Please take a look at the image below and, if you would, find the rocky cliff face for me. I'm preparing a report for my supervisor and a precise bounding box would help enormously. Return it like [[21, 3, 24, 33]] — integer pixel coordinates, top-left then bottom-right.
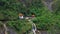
[[42, 0, 54, 12], [42, 0, 58, 12]]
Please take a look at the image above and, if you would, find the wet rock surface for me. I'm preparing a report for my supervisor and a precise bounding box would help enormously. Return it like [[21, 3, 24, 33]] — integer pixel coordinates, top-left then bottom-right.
[[0, 26, 17, 34], [7, 27, 17, 34]]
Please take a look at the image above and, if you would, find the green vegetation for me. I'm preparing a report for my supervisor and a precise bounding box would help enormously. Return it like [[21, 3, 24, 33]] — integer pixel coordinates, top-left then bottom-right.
[[0, 0, 60, 34]]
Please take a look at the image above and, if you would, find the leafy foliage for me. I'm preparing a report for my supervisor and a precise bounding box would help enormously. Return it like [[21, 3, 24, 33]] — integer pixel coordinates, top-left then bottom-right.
[[0, 0, 60, 34]]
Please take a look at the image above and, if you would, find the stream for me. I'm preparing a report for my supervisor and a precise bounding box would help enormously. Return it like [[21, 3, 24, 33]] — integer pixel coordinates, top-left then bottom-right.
[[28, 19, 37, 34]]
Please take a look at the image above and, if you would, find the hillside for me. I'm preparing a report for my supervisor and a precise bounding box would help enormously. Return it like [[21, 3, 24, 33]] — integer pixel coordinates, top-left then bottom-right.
[[0, 0, 60, 34]]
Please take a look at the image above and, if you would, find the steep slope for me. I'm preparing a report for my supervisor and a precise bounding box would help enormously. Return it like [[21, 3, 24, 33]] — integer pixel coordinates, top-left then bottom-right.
[[42, 0, 57, 12]]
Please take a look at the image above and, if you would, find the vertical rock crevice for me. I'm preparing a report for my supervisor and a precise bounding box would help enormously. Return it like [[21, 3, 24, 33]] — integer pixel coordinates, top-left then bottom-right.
[[42, 0, 57, 12]]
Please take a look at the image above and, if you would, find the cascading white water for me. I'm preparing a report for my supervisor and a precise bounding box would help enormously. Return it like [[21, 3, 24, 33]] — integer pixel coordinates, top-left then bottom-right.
[[32, 23, 37, 34], [0, 22, 8, 34], [28, 19, 37, 34], [19, 16, 37, 34], [3, 24, 8, 34]]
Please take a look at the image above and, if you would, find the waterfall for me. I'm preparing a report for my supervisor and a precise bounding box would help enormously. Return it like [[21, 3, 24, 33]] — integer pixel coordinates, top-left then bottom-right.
[[28, 19, 37, 34], [3, 24, 8, 34], [32, 23, 37, 34], [0, 22, 8, 34]]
